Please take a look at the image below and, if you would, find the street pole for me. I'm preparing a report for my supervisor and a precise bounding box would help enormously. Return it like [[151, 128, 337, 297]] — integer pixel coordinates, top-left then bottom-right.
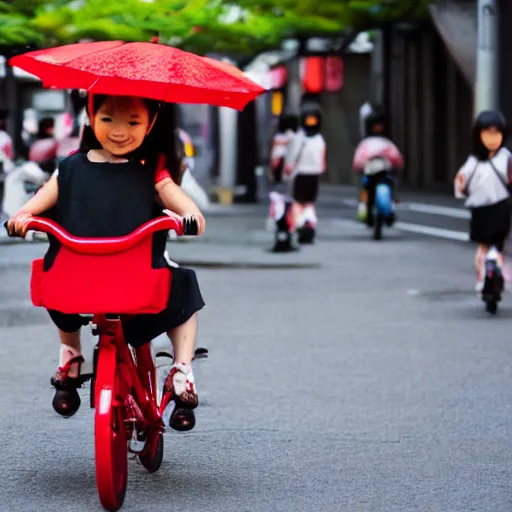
[[474, 0, 498, 116]]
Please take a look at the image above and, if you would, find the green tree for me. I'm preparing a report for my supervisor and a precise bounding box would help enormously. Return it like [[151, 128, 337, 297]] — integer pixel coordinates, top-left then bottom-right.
[[0, 0, 435, 54]]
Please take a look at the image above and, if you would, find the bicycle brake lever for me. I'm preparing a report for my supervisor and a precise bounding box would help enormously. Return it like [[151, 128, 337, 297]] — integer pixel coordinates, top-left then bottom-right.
[[183, 217, 199, 236]]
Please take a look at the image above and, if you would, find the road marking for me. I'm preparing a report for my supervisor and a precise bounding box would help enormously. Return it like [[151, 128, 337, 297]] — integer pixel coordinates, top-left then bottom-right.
[[404, 202, 470, 219], [341, 198, 469, 219], [394, 222, 469, 241]]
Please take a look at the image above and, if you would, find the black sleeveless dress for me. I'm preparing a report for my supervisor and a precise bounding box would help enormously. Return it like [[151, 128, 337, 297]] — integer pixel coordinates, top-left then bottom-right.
[[46, 152, 205, 347]]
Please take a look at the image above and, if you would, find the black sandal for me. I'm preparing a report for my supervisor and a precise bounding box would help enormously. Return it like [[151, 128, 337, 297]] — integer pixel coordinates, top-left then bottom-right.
[[50, 355, 84, 417], [170, 402, 197, 432], [161, 367, 198, 432]]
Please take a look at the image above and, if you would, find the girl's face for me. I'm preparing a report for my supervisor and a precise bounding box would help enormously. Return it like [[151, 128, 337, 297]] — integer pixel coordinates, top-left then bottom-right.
[[93, 96, 152, 156], [480, 126, 503, 152]]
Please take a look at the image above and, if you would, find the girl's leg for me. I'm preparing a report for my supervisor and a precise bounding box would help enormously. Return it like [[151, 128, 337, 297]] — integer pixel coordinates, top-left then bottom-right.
[[52, 328, 84, 417], [475, 244, 489, 286], [302, 202, 318, 228], [47, 310, 85, 417], [168, 313, 197, 366], [163, 314, 199, 431], [293, 201, 305, 229], [58, 329, 82, 377]]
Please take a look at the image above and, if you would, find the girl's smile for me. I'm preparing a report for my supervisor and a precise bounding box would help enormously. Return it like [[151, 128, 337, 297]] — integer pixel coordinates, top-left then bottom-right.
[[92, 96, 153, 157]]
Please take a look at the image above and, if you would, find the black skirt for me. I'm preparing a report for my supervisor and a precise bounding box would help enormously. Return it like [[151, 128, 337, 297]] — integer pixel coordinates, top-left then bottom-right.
[[292, 174, 320, 203], [48, 267, 205, 348], [470, 198, 511, 251]]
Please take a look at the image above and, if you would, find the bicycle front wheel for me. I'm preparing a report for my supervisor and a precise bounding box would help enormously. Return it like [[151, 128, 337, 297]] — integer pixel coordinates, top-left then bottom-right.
[[94, 343, 128, 512]]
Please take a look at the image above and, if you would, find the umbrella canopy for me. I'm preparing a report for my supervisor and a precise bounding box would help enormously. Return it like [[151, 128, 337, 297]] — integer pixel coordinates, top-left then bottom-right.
[[9, 41, 266, 111]]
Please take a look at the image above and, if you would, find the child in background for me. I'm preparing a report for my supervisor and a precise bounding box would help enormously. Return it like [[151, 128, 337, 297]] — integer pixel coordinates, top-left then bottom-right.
[[269, 114, 298, 185], [284, 107, 326, 244], [353, 109, 403, 226], [455, 110, 512, 292]]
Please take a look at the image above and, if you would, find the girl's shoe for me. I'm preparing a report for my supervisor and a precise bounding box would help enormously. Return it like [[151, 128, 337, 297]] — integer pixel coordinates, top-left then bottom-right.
[[160, 362, 198, 432], [50, 354, 84, 417]]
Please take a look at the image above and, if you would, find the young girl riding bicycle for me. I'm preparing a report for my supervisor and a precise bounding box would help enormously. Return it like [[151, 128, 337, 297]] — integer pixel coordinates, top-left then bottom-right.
[[7, 94, 206, 432]]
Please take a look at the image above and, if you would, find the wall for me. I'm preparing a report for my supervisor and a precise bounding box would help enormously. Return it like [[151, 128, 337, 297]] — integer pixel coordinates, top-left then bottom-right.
[[320, 53, 372, 184], [386, 24, 473, 192]]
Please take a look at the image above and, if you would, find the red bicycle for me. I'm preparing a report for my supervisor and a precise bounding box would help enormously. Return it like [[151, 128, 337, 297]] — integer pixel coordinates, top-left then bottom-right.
[[16, 214, 199, 511]]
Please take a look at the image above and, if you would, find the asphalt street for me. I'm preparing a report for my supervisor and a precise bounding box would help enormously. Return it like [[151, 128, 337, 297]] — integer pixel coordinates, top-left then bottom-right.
[[1, 199, 512, 512]]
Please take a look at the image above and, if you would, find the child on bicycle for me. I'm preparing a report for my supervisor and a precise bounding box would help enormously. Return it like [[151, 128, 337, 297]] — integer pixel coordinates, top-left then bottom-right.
[[352, 109, 403, 226], [7, 94, 206, 432], [454, 110, 512, 292]]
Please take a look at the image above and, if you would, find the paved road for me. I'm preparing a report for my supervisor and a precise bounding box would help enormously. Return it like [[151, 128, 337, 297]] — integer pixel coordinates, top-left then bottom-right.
[[1, 208, 512, 512]]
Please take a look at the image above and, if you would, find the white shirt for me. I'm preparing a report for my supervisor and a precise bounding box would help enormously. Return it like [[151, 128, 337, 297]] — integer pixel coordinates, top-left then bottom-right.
[[455, 147, 511, 208], [270, 130, 295, 162], [285, 130, 326, 176]]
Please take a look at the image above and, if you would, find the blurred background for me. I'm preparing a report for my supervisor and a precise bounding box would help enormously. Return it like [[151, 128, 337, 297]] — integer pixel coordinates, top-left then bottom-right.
[[0, 0, 507, 204]]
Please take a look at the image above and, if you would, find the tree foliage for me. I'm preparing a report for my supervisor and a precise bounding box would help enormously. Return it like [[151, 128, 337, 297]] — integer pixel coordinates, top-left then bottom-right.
[[0, 0, 435, 55]]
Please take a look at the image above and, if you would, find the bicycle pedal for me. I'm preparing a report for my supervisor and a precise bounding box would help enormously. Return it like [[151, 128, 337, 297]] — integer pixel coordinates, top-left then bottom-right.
[[128, 428, 146, 454], [155, 351, 173, 360], [193, 347, 208, 360]]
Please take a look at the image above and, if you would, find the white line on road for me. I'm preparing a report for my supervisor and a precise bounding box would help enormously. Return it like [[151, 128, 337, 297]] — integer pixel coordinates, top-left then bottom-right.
[[341, 198, 469, 219], [394, 222, 469, 241], [404, 202, 470, 219]]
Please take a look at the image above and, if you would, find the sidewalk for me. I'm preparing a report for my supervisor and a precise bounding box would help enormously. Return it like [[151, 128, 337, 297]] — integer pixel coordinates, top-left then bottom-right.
[[0, 183, 479, 260]]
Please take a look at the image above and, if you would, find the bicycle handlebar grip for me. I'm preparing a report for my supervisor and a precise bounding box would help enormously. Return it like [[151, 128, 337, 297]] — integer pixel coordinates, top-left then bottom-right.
[[182, 217, 199, 236]]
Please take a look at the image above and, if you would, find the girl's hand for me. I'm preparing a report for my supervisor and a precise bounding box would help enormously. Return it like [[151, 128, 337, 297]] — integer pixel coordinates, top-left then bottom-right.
[[284, 164, 294, 177], [163, 209, 205, 235], [6, 211, 33, 237], [182, 212, 205, 235]]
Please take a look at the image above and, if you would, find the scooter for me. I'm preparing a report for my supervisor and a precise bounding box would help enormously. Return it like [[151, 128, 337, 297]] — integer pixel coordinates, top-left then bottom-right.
[[481, 247, 504, 315]]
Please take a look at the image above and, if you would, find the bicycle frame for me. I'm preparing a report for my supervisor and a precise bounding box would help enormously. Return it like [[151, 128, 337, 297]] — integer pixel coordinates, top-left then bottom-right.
[[92, 314, 164, 437]]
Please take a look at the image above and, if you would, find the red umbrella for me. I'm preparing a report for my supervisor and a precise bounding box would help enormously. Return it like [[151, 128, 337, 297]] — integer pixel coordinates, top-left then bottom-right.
[[9, 41, 266, 111]]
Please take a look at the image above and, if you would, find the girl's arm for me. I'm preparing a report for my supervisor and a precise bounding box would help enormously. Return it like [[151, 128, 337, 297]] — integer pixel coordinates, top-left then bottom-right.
[[284, 132, 302, 175], [454, 155, 476, 198], [7, 173, 58, 236], [155, 177, 205, 234], [21, 173, 59, 214]]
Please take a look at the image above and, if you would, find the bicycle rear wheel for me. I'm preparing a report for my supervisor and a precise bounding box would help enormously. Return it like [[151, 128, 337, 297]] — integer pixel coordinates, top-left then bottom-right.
[[95, 343, 128, 512]]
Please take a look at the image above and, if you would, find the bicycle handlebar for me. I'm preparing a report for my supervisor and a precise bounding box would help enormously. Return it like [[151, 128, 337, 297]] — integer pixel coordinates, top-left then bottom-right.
[[4, 215, 198, 255]]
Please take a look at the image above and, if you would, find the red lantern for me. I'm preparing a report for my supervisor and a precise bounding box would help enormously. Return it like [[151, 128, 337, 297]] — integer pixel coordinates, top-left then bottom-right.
[[325, 56, 344, 92], [300, 57, 325, 94]]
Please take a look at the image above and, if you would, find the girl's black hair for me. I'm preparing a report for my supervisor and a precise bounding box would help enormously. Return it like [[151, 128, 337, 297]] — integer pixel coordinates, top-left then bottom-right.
[[79, 94, 185, 184], [300, 106, 322, 135], [471, 110, 508, 161], [365, 106, 388, 137], [37, 117, 55, 139], [277, 114, 298, 134]]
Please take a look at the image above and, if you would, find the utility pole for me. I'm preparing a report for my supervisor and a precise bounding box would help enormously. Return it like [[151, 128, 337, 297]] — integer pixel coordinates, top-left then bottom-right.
[[474, 0, 498, 116], [498, 0, 512, 123]]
